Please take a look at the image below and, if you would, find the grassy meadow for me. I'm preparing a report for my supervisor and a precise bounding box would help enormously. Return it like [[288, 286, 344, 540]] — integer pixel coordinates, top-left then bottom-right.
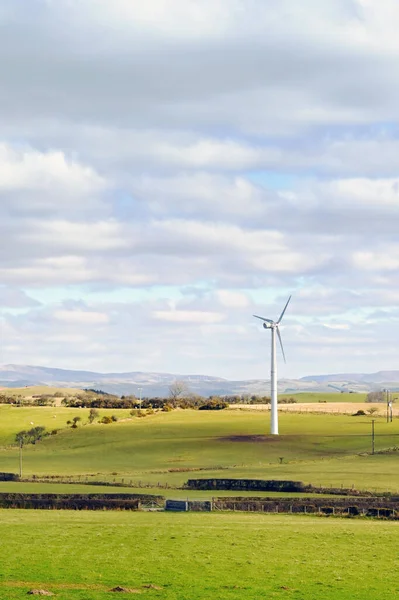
[[0, 392, 397, 599], [0, 510, 398, 600], [1, 386, 82, 398], [0, 399, 398, 492], [280, 391, 368, 403]]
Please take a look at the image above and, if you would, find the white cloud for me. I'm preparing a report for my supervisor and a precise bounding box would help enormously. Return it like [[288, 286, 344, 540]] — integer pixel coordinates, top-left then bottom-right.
[[2, 0, 399, 136], [352, 248, 399, 271], [130, 173, 266, 219], [322, 323, 350, 330], [0, 143, 105, 199], [0, 288, 40, 310], [321, 177, 399, 208], [28, 220, 127, 252], [216, 290, 249, 309], [54, 310, 109, 324], [1, 1, 399, 378], [152, 310, 224, 324]]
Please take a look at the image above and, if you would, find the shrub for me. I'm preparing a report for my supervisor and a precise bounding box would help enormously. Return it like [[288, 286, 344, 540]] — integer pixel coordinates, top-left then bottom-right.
[[100, 416, 113, 424], [352, 410, 366, 416], [198, 400, 228, 411], [34, 395, 55, 406], [72, 416, 82, 428], [15, 426, 48, 446], [162, 404, 173, 412], [88, 408, 100, 424]]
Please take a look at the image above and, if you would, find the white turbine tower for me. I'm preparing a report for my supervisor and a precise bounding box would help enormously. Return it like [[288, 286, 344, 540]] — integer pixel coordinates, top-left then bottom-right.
[[254, 296, 291, 436]]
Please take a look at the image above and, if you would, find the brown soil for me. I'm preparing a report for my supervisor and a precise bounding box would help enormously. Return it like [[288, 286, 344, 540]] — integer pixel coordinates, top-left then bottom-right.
[[143, 584, 163, 590], [110, 587, 142, 593], [3, 582, 106, 591], [220, 435, 279, 443]]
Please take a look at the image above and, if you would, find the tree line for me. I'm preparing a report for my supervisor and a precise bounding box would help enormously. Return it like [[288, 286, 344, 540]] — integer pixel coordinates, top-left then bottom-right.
[[1, 381, 301, 411]]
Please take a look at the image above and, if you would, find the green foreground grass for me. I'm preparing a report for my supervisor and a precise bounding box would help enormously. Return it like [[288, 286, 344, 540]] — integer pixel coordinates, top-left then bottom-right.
[[0, 510, 398, 600]]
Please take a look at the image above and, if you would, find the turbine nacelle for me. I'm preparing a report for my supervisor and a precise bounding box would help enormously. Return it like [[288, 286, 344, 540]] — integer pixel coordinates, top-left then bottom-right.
[[253, 295, 291, 363]]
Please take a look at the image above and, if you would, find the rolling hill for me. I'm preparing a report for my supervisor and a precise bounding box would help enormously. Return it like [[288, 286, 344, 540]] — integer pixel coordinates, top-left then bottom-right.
[[1, 364, 399, 396]]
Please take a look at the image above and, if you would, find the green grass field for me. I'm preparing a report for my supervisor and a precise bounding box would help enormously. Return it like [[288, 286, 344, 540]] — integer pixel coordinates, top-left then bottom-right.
[[0, 385, 82, 398], [0, 510, 398, 600], [0, 405, 398, 492], [0, 404, 132, 445], [280, 391, 368, 403], [0, 398, 398, 600]]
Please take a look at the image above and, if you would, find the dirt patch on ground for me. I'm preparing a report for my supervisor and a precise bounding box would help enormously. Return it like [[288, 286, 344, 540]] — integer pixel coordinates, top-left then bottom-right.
[[3, 582, 107, 591], [143, 584, 163, 590], [110, 586, 142, 593], [219, 435, 279, 443]]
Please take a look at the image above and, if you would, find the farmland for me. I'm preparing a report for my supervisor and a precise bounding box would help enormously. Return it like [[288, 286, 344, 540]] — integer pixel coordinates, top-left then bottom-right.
[[0, 399, 398, 492], [0, 394, 398, 599], [0, 511, 398, 600]]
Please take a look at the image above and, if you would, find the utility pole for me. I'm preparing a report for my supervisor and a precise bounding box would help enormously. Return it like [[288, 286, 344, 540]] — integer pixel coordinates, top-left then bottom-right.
[[386, 389, 390, 423], [371, 419, 375, 455], [138, 387, 142, 409], [19, 439, 23, 478]]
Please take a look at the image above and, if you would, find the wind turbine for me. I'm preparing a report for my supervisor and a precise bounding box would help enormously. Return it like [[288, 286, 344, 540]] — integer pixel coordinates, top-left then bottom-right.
[[253, 296, 291, 435]]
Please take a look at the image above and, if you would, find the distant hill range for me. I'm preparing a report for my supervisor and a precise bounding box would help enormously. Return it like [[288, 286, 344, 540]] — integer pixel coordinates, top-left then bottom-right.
[[1, 364, 399, 396]]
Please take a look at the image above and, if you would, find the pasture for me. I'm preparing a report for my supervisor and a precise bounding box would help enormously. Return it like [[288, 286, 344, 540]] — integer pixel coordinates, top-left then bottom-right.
[[0, 396, 398, 600], [1, 386, 82, 398], [0, 510, 398, 600], [0, 403, 399, 492], [280, 391, 368, 403]]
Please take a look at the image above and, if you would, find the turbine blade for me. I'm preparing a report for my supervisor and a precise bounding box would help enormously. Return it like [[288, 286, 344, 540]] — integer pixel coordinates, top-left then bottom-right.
[[277, 295, 292, 324], [253, 315, 274, 323], [276, 327, 286, 363]]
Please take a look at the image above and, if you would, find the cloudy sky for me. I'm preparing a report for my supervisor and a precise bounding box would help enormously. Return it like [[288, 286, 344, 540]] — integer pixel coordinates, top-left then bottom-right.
[[1, 0, 399, 380]]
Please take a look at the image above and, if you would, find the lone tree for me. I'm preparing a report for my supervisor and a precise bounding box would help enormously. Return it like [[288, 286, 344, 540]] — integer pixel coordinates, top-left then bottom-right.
[[366, 391, 385, 403], [88, 408, 100, 424], [15, 426, 48, 446], [169, 380, 190, 405], [15, 430, 27, 447]]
